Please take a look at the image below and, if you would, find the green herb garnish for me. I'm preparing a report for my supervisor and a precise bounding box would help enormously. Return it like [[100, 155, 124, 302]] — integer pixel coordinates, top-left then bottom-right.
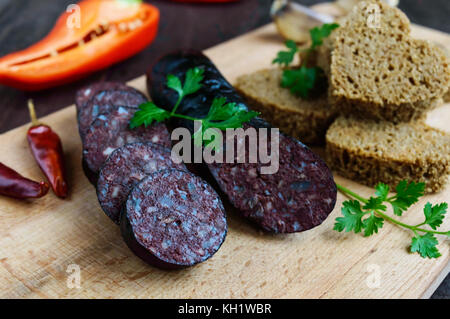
[[273, 23, 339, 98], [130, 67, 259, 148], [281, 66, 318, 98], [309, 23, 339, 50], [272, 40, 298, 67], [334, 181, 449, 259], [192, 97, 259, 148]]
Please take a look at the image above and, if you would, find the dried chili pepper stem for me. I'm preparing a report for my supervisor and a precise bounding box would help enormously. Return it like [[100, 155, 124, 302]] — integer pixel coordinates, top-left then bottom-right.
[[0, 162, 49, 199], [28, 99, 40, 127], [27, 100, 68, 198]]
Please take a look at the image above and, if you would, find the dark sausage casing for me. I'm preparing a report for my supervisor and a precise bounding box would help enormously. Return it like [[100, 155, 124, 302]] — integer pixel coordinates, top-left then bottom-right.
[[148, 50, 337, 233]]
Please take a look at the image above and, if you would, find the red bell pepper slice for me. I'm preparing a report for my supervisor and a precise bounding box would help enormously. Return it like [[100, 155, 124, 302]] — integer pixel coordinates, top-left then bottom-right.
[[0, 0, 159, 91]]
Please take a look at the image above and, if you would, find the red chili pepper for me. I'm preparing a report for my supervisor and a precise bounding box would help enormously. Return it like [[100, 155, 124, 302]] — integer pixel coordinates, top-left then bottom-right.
[[0, 0, 159, 91], [27, 100, 68, 198], [0, 162, 49, 199]]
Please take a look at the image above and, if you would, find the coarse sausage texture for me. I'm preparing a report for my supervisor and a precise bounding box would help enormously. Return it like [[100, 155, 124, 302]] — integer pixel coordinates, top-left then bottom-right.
[[75, 81, 130, 112], [75, 82, 228, 269], [121, 169, 227, 270], [82, 106, 171, 179], [77, 89, 147, 140], [148, 50, 337, 233], [97, 142, 186, 224]]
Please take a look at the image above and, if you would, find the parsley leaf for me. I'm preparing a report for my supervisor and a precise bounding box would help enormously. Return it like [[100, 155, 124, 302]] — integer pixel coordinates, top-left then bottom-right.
[[193, 97, 259, 148], [281, 66, 317, 98], [362, 212, 384, 237], [374, 183, 389, 201], [334, 200, 367, 233], [132, 67, 205, 130], [208, 110, 259, 130], [309, 23, 339, 50], [335, 179, 449, 259], [129, 102, 170, 129], [410, 233, 441, 259], [273, 23, 339, 99], [131, 66, 258, 150], [423, 202, 448, 230], [389, 181, 425, 216], [363, 196, 386, 212], [166, 74, 183, 97], [272, 40, 298, 66], [181, 67, 205, 96], [167, 67, 204, 101], [206, 97, 246, 121]]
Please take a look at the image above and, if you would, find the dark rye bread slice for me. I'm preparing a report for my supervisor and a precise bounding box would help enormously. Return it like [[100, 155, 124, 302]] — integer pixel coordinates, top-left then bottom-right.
[[325, 116, 450, 193], [323, 0, 450, 122], [235, 68, 337, 145], [316, 1, 410, 77]]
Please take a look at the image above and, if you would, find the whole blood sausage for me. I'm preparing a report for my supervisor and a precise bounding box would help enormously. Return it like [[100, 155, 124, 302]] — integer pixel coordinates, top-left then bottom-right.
[[97, 142, 186, 224], [121, 169, 227, 269], [78, 89, 147, 140], [82, 106, 171, 179], [148, 50, 337, 233]]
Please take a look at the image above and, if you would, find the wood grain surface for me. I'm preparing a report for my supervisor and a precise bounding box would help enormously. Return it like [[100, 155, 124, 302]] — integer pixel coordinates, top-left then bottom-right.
[[0, 4, 449, 299], [1, 0, 449, 135]]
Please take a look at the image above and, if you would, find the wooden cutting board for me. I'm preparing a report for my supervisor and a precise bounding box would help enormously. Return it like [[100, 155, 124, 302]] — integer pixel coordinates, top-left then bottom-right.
[[0, 4, 449, 299]]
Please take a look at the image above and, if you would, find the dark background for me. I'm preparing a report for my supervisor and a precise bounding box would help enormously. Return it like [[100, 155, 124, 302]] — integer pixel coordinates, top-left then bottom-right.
[[0, 0, 448, 298]]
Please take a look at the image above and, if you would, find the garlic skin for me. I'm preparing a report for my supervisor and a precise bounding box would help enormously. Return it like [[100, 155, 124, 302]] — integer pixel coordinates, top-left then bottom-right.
[[271, 0, 334, 44]]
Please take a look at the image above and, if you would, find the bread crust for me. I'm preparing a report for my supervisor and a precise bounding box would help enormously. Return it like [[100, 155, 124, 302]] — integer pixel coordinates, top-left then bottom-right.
[[325, 116, 450, 193], [235, 68, 337, 145], [321, 0, 450, 122]]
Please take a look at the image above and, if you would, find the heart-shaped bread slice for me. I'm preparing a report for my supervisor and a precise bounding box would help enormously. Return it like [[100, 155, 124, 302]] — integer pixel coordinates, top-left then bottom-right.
[[326, 116, 450, 193], [324, 0, 450, 122]]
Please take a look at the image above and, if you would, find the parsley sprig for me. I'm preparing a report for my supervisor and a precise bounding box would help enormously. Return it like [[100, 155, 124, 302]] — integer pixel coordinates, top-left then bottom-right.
[[129, 67, 259, 147], [192, 97, 259, 147], [309, 23, 339, 50], [272, 40, 298, 67], [272, 23, 339, 98], [334, 181, 449, 259]]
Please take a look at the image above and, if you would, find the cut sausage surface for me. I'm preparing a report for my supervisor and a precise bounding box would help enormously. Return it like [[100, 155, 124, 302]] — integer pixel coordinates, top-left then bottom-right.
[[75, 82, 130, 112], [97, 143, 186, 224], [78, 89, 147, 140], [83, 106, 171, 175], [208, 125, 337, 233], [121, 169, 227, 269]]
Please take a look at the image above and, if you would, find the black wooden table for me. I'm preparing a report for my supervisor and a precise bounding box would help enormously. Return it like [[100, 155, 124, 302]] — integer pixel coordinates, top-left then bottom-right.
[[0, 0, 448, 299]]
